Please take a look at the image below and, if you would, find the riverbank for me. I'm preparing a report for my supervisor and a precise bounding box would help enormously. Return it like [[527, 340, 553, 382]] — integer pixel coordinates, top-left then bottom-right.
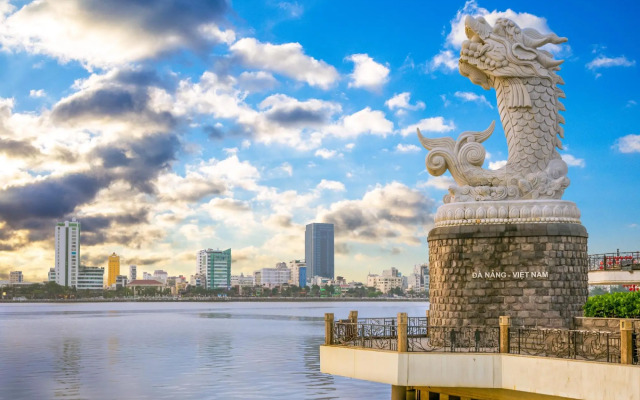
[[1, 297, 427, 304]]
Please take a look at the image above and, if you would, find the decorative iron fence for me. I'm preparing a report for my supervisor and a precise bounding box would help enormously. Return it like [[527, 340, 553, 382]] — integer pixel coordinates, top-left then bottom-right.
[[333, 321, 398, 350], [588, 251, 640, 271], [333, 317, 499, 353], [509, 328, 621, 363], [408, 326, 499, 353]]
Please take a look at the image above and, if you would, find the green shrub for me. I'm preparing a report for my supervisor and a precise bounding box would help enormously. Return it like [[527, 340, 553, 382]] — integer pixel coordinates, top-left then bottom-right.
[[583, 291, 640, 318]]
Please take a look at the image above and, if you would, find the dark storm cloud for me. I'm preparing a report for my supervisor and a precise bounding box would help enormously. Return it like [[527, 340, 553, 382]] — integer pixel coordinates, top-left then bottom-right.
[[92, 132, 181, 193], [52, 87, 174, 128], [84, 0, 230, 51], [266, 107, 328, 127], [112, 68, 175, 91], [0, 173, 109, 225], [0, 132, 180, 246], [0, 138, 40, 158]]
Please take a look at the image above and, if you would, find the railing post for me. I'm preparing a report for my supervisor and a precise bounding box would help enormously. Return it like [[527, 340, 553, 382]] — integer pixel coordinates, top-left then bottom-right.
[[398, 312, 408, 352], [621, 319, 633, 364], [499, 315, 511, 353], [349, 310, 358, 324], [325, 313, 334, 345]]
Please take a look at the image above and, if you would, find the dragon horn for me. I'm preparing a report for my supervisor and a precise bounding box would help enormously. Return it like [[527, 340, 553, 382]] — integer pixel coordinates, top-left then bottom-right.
[[522, 28, 567, 48]]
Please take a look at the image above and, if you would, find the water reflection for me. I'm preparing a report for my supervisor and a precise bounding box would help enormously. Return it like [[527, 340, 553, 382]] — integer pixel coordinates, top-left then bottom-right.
[[53, 338, 81, 399], [1, 302, 424, 399]]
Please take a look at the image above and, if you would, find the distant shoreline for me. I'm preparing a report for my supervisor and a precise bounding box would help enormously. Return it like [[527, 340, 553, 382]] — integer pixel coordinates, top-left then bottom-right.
[[1, 297, 428, 304]]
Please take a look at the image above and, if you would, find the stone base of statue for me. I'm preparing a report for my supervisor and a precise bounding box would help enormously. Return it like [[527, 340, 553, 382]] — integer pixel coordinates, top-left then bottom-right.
[[427, 200, 588, 329]]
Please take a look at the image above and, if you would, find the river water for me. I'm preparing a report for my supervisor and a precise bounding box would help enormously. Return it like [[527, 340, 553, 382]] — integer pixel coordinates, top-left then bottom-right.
[[0, 301, 428, 400]]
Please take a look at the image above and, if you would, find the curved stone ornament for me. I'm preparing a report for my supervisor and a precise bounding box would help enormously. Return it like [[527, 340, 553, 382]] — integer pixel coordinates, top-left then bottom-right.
[[418, 16, 571, 204]]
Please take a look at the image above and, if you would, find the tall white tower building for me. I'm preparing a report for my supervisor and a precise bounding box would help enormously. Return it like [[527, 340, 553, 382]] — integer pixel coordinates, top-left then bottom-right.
[[54, 218, 80, 287]]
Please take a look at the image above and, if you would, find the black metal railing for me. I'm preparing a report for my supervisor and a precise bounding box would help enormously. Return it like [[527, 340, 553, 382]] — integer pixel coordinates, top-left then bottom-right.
[[509, 327, 621, 363], [588, 251, 640, 271]]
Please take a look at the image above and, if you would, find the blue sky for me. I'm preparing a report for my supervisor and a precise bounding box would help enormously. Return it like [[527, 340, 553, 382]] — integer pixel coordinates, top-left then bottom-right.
[[0, 0, 638, 282]]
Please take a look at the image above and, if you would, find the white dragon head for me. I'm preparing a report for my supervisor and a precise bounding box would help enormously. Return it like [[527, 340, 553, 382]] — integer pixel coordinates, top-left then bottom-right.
[[459, 16, 567, 90]]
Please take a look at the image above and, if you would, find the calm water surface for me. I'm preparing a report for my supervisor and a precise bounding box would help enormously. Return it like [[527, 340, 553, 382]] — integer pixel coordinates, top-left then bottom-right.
[[0, 301, 428, 400]]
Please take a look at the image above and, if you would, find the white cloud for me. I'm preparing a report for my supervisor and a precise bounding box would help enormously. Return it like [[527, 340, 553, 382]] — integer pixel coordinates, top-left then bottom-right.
[[237, 71, 278, 92], [561, 154, 585, 168], [417, 176, 455, 190], [454, 91, 493, 108], [230, 38, 339, 89], [346, 53, 390, 91], [385, 92, 425, 114], [401, 117, 455, 137], [278, 2, 304, 18], [316, 179, 346, 192], [29, 89, 45, 98], [488, 160, 507, 170], [0, 0, 234, 68], [586, 56, 636, 71], [315, 148, 339, 159], [326, 107, 394, 139], [428, 50, 458, 72], [316, 182, 434, 245], [614, 134, 640, 153], [627, 100, 637, 108], [279, 162, 293, 177], [396, 144, 421, 153]]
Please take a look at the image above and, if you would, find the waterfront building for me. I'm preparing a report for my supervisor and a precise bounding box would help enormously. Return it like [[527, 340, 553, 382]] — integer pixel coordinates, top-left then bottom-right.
[[153, 270, 168, 284], [231, 273, 254, 287], [366, 272, 402, 294], [77, 266, 104, 290], [115, 275, 127, 289], [288, 260, 307, 288], [305, 223, 334, 279], [311, 275, 332, 287], [129, 265, 137, 281], [190, 273, 205, 288], [107, 252, 120, 287], [54, 218, 80, 287], [258, 263, 291, 288], [197, 248, 231, 290], [9, 271, 23, 284], [128, 279, 163, 294], [48, 268, 55, 282]]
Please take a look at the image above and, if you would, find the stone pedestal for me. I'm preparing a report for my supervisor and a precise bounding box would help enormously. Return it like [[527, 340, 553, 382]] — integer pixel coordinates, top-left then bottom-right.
[[428, 223, 588, 328]]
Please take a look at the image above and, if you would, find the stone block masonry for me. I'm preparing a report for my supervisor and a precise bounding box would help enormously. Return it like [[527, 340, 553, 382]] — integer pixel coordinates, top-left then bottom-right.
[[428, 223, 588, 328]]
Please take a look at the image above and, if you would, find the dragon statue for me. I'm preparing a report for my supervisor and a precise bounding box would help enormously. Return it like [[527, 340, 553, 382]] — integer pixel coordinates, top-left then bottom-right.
[[418, 16, 569, 203]]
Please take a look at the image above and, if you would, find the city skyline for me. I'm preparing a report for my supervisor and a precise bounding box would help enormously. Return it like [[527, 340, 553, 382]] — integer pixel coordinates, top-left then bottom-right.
[[0, 1, 638, 283]]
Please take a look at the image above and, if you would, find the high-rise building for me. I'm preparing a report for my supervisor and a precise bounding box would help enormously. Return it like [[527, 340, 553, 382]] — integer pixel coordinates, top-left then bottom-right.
[[107, 252, 120, 287], [305, 223, 334, 279], [129, 265, 137, 281], [9, 271, 23, 283], [196, 249, 231, 290], [55, 218, 81, 287]]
